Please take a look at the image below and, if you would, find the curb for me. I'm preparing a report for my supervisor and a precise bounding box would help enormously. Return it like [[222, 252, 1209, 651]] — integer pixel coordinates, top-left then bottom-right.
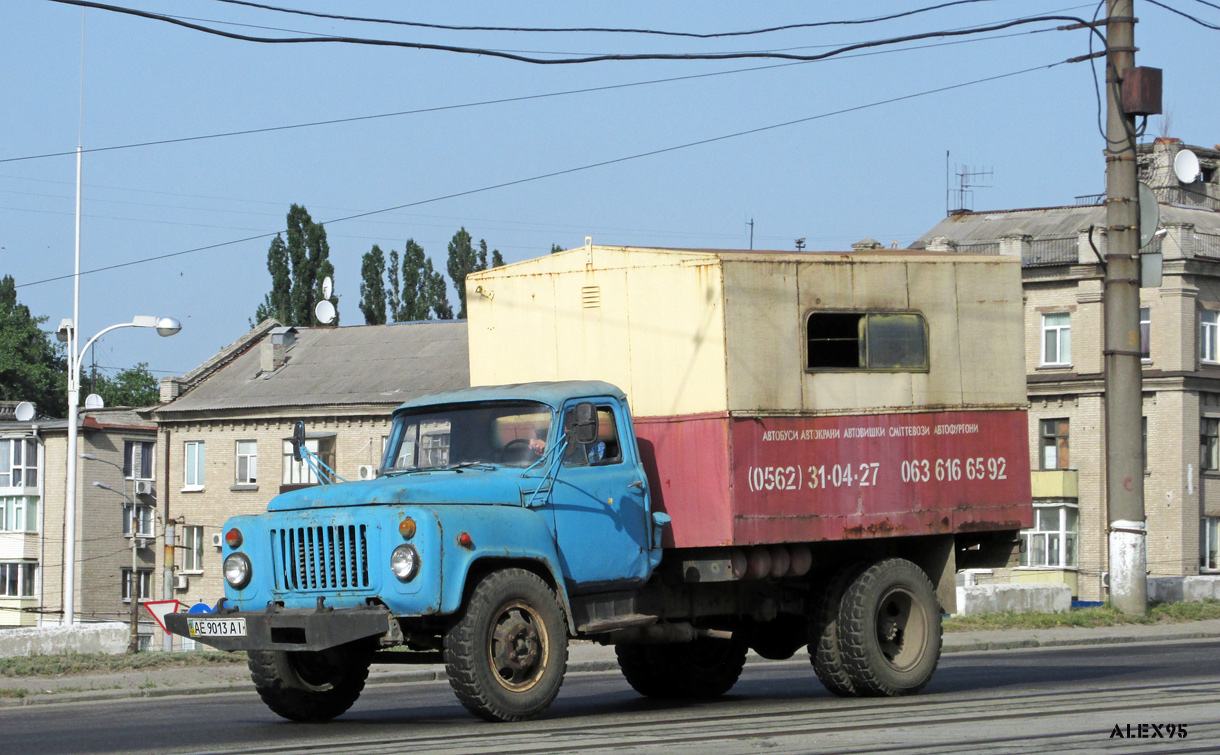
[[3, 628, 1219, 708]]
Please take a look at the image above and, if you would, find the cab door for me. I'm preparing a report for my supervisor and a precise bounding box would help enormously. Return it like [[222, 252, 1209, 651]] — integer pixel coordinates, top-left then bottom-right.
[[548, 399, 651, 591]]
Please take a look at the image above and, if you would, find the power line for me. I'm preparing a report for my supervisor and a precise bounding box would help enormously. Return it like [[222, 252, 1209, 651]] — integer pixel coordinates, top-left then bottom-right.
[[1147, 0, 1220, 29], [0, 26, 1056, 167], [17, 58, 1070, 290], [204, 0, 1012, 38], [44, 0, 1097, 65]]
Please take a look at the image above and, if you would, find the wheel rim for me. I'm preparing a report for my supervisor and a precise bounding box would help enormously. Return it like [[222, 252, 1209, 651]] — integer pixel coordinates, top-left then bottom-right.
[[488, 600, 549, 692], [287, 652, 338, 692], [873, 587, 928, 672]]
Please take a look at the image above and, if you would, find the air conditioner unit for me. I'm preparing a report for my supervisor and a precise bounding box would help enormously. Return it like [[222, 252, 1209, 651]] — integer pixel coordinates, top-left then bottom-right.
[[357, 464, 377, 480], [174, 575, 189, 590], [211, 533, 224, 548], [134, 480, 154, 496]]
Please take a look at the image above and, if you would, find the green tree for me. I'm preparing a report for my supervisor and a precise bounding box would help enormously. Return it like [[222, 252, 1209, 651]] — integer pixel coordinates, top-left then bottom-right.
[[398, 239, 433, 321], [492, 248, 505, 267], [550, 243, 564, 255], [250, 234, 290, 326], [359, 245, 387, 325], [253, 204, 337, 327], [0, 275, 67, 417], [93, 363, 159, 408], [446, 227, 479, 319], [386, 248, 402, 322], [427, 257, 454, 320]]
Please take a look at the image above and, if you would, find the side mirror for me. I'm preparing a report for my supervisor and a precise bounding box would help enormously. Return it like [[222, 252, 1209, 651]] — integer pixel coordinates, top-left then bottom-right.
[[291, 421, 306, 462], [566, 402, 599, 445]]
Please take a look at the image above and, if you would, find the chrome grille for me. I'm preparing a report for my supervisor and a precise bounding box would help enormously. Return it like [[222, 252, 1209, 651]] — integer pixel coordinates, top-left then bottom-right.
[[271, 524, 370, 592]]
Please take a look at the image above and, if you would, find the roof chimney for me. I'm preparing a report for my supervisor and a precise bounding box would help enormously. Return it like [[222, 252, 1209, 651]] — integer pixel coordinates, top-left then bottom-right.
[[261, 327, 297, 373]]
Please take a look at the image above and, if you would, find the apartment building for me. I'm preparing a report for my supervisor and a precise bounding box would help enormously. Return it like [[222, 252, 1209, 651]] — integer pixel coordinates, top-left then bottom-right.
[[149, 320, 469, 645], [914, 138, 1220, 600]]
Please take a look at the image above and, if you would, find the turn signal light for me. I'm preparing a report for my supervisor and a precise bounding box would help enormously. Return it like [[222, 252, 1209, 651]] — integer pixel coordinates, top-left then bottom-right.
[[399, 518, 417, 539], [225, 528, 243, 548], [457, 532, 474, 549]]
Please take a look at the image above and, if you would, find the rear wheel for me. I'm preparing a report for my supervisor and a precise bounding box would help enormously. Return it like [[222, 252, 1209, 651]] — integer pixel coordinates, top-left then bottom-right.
[[444, 569, 568, 722], [809, 563, 865, 697], [837, 558, 942, 697], [616, 635, 748, 699], [247, 644, 371, 721]]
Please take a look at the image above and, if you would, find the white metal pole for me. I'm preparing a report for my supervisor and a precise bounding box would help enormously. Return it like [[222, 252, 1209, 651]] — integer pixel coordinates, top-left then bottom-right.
[[65, 9, 85, 628]]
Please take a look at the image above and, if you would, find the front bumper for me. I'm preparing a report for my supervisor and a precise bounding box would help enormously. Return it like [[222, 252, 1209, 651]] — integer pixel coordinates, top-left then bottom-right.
[[165, 605, 393, 652]]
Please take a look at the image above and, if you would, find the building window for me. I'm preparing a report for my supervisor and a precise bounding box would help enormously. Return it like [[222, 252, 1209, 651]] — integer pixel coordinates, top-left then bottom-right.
[[1140, 307, 1151, 360], [1041, 312, 1071, 366], [0, 562, 36, 597], [806, 312, 928, 371], [1203, 310, 1220, 364], [1203, 418, 1220, 472], [123, 440, 155, 480], [122, 502, 155, 538], [121, 568, 153, 602], [282, 437, 336, 485], [1203, 517, 1220, 572], [0, 496, 38, 533], [1020, 504, 1079, 568], [183, 525, 204, 571], [184, 441, 205, 489], [0, 439, 38, 488], [235, 441, 257, 484], [1039, 419, 1070, 470]]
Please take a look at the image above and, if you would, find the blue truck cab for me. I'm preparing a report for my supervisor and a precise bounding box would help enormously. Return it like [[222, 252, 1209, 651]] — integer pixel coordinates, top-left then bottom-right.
[[166, 380, 665, 722]]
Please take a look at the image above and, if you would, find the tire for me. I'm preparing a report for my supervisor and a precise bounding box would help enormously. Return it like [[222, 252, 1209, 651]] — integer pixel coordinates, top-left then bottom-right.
[[444, 569, 568, 722], [247, 644, 371, 722], [809, 563, 865, 697], [837, 558, 942, 697], [615, 635, 748, 699]]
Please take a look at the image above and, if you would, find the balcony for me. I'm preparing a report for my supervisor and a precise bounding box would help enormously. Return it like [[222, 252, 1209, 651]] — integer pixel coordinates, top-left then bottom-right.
[[0, 531, 40, 560], [1030, 469, 1078, 500]]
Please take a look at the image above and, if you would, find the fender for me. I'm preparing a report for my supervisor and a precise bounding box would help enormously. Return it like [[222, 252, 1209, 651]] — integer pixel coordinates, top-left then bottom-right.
[[432, 504, 575, 628]]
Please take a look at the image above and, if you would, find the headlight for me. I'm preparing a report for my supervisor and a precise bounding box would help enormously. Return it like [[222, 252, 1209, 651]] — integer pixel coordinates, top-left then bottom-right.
[[390, 544, 420, 582], [223, 553, 252, 589]]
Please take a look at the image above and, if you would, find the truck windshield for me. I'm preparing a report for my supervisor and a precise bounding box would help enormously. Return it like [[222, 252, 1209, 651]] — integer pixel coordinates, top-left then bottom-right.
[[382, 401, 553, 472]]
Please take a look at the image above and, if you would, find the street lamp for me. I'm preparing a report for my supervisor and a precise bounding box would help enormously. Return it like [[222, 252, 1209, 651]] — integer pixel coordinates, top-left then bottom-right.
[[62, 316, 181, 626]]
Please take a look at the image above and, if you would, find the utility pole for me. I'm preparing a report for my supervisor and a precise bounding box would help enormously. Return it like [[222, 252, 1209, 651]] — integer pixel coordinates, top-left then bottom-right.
[[747, 218, 754, 250], [1104, 0, 1146, 615]]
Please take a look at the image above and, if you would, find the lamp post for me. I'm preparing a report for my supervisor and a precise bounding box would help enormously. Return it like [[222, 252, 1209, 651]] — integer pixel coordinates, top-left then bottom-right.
[[59, 316, 181, 626], [93, 479, 144, 652]]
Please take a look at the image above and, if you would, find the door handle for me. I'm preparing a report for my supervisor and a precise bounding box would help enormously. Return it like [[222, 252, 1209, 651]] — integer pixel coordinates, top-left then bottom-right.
[[628, 480, 645, 489]]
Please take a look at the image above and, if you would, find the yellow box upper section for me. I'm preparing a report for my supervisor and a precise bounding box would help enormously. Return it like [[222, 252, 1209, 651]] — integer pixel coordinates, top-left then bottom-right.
[[466, 245, 1026, 418]]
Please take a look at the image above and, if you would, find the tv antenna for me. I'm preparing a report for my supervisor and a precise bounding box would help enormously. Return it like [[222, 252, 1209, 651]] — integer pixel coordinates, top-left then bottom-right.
[[946, 151, 993, 213], [795, 238, 806, 251]]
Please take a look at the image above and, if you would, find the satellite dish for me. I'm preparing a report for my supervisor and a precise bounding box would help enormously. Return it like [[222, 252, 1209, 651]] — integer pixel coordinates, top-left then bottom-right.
[[314, 299, 336, 324], [1138, 182, 1161, 249], [321, 276, 333, 300], [84, 394, 105, 409], [14, 402, 35, 422], [1174, 149, 1201, 183]]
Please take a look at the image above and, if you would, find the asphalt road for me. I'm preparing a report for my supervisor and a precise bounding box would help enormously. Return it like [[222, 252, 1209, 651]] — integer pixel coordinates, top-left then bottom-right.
[[5, 639, 1219, 755]]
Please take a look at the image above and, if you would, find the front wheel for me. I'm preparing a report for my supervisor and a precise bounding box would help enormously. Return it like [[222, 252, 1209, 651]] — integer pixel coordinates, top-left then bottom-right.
[[247, 644, 371, 721], [444, 569, 568, 722], [837, 558, 942, 697]]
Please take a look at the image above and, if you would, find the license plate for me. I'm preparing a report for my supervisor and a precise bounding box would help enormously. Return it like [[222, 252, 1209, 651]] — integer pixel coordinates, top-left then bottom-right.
[[187, 618, 246, 638]]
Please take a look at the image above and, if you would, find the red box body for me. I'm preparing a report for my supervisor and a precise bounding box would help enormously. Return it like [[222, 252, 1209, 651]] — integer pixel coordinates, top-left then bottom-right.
[[636, 409, 1032, 548]]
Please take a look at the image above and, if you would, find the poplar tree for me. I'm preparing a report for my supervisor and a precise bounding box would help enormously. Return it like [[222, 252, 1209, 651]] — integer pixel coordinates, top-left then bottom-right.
[[252, 204, 337, 327], [359, 245, 387, 325]]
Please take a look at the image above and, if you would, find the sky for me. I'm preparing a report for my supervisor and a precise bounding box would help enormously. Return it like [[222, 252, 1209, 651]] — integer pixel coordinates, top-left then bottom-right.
[[2, 0, 1218, 395]]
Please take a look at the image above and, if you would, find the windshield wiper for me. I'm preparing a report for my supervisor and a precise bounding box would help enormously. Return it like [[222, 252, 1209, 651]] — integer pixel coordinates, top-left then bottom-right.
[[444, 461, 497, 472]]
